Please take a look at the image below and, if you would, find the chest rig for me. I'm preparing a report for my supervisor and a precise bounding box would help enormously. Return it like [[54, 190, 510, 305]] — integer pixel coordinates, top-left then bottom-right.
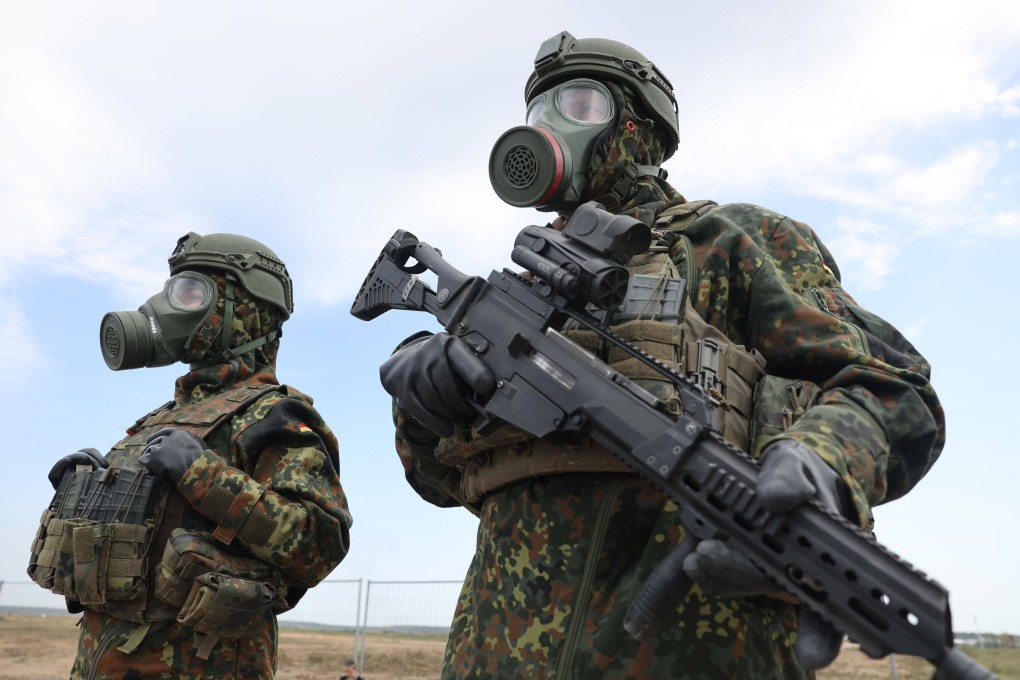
[[436, 201, 767, 504], [29, 381, 283, 624]]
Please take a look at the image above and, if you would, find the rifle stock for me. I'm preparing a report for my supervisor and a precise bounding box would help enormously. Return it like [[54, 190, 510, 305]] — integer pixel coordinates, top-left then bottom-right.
[[351, 213, 995, 680]]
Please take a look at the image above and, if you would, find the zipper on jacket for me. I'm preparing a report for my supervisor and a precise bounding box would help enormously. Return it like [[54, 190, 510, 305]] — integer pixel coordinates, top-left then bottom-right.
[[554, 475, 626, 679], [84, 618, 135, 680]]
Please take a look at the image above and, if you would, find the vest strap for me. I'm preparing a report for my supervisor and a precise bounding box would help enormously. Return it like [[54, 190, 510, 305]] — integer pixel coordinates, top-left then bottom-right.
[[115, 622, 153, 654]]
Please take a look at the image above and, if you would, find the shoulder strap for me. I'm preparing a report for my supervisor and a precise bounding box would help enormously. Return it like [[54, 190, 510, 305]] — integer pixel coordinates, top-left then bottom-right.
[[653, 199, 719, 232], [652, 199, 719, 297], [126, 400, 175, 436], [138, 384, 282, 439]]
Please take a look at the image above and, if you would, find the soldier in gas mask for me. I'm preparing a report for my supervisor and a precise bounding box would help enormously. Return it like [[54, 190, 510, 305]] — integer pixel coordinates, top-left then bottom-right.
[[29, 232, 352, 679], [380, 31, 945, 678]]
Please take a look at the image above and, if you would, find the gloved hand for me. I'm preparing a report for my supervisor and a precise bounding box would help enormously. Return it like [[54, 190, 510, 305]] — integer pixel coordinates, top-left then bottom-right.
[[47, 448, 107, 490], [379, 332, 495, 438], [683, 439, 852, 669], [139, 428, 208, 485]]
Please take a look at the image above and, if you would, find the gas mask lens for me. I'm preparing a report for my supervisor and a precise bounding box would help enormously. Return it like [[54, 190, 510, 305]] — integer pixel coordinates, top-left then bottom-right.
[[556, 85, 612, 124], [168, 273, 213, 311], [524, 83, 612, 127]]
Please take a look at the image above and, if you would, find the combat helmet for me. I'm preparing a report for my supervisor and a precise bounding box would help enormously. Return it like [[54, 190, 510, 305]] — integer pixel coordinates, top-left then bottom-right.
[[525, 31, 679, 160], [168, 232, 294, 319]]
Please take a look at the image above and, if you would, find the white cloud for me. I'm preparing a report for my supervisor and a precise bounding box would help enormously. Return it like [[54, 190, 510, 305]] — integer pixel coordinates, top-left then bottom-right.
[[676, 1, 1020, 234], [984, 211, 1020, 237], [887, 145, 999, 213], [840, 143, 1002, 232], [0, 299, 49, 384], [826, 218, 902, 291], [290, 158, 538, 308], [2, 0, 1019, 363], [900, 317, 929, 344], [996, 84, 1020, 117], [0, 6, 203, 300]]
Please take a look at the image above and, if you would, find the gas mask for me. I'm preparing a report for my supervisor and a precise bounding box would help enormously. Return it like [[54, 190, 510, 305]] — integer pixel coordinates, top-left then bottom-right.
[[489, 78, 615, 213], [100, 271, 219, 370]]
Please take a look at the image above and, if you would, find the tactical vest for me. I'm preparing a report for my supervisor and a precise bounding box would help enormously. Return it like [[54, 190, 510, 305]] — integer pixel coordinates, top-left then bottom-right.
[[29, 381, 291, 629], [438, 201, 775, 504]]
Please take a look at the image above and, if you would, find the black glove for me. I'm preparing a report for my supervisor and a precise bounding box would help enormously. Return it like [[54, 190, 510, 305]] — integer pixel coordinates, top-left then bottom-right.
[[139, 428, 208, 485], [379, 332, 495, 438], [683, 439, 852, 670], [47, 448, 107, 490]]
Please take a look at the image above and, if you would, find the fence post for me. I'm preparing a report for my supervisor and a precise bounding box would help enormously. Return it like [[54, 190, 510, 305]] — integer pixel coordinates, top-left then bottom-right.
[[358, 579, 372, 672], [352, 578, 363, 667]]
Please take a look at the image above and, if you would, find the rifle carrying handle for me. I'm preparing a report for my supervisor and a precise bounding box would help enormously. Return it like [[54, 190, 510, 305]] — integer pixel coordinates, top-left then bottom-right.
[[623, 537, 699, 640]]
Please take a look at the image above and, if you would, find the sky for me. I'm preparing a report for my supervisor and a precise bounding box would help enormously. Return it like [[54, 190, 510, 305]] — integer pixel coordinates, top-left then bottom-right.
[[1, 0, 1019, 639]]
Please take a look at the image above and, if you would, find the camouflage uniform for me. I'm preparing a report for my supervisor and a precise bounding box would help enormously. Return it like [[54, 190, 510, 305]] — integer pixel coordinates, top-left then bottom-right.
[[394, 98, 944, 678], [69, 274, 352, 679]]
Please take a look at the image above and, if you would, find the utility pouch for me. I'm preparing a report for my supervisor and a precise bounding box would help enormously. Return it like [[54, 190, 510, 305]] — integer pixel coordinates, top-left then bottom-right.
[[72, 522, 150, 605], [40, 517, 96, 598], [177, 572, 276, 639], [27, 508, 56, 586], [28, 465, 97, 586], [749, 375, 822, 457], [155, 528, 285, 615]]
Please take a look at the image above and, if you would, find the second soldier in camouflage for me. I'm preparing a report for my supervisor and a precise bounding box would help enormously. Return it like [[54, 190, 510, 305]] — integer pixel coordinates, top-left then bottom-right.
[[30, 232, 352, 679]]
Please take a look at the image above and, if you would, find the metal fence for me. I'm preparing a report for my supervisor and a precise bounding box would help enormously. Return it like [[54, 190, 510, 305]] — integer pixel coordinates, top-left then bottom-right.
[[356, 580, 463, 669], [0, 577, 462, 675]]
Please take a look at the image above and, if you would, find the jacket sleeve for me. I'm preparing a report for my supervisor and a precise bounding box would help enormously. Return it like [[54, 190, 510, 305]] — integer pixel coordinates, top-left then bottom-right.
[[394, 401, 469, 510], [680, 203, 945, 524], [388, 331, 473, 511], [174, 396, 352, 587]]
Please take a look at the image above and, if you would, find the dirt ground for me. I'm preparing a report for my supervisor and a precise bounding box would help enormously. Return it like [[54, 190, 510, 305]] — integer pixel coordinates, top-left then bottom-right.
[[0, 612, 1013, 679], [0, 613, 443, 680]]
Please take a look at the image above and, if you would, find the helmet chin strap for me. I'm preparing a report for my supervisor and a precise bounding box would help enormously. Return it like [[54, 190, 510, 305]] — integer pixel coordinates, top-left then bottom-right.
[[219, 274, 237, 357], [192, 274, 281, 367], [593, 161, 668, 213]]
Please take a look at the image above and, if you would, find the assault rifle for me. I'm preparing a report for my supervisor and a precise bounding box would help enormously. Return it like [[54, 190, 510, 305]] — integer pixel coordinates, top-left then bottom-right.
[[350, 202, 994, 680]]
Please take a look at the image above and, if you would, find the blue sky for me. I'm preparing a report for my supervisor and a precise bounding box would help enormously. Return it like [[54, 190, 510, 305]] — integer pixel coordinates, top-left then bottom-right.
[[1, 0, 1019, 638]]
